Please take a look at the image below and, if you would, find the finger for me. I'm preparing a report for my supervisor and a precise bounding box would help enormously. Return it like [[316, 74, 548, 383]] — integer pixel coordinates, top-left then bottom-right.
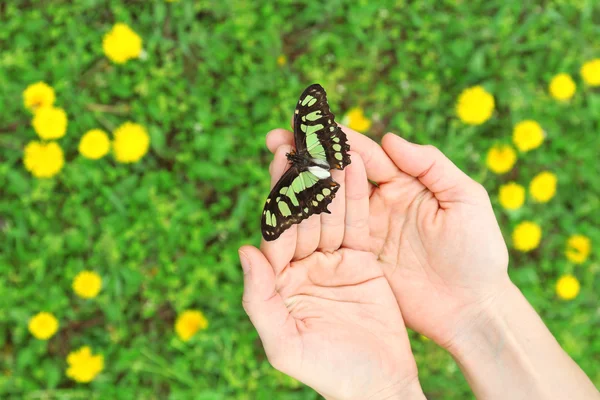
[[342, 152, 371, 251], [338, 124, 400, 184], [266, 129, 294, 154], [381, 133, 481, 205], [261, 145, 297, 273], [239, 246, 299, 369], [318, 168, 345, 252], [294, 213, 321, 261]]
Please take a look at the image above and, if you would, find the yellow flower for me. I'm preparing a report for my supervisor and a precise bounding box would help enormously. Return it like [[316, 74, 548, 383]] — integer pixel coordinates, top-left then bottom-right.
[[28, 312, 59, 340], [32, 106, 68, 140], [498, 182, 525, 210], [485, 144, 517, 174], [79, 129, 110, 160], [175, 310, 208, 341], [343, 107, 371, 133], [277, 55, 287, 66], [73, 271, 102, 299], [549, 73, 576, 101], [580, 59, 600, 86], [112, 122, 150, 163], [565, 234, 591, 264], [66, 346, 104, 383], [512, 221, 542, 252], [529, 171, 557, 203], [23, 141, 64, 178], [456, 86, 495, 125], [512, 120, 544, 152], [102, 23, 143, 64], [555, 274, 580, 301], [23, 82, 55, 111]]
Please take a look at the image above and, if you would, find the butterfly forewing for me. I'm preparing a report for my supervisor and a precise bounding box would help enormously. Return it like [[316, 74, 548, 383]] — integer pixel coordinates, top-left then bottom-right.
[[261, 167, 340, 241], [293, 84, 351, 170]]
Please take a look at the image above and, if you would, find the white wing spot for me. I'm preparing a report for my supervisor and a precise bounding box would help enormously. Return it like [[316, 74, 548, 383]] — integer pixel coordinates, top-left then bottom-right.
[[308, 166, 330, 179]]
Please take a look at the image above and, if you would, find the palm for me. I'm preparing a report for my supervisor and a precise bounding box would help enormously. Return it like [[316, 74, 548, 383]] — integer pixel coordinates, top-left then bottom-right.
[[277, 248, 415, 399], [364, 174, 505, 343]]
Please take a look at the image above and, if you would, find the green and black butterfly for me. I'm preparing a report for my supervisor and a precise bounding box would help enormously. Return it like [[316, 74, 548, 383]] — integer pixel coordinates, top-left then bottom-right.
[[261, 84, 351, 241]]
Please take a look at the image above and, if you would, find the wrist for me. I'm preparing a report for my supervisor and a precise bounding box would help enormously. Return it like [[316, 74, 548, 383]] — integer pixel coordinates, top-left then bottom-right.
[[444, 280, 519, 360]]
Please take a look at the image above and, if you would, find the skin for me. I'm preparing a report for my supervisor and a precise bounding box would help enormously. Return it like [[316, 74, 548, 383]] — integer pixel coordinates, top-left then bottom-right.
[[240, 146, 425, 399], [240, 125, 600, 399]]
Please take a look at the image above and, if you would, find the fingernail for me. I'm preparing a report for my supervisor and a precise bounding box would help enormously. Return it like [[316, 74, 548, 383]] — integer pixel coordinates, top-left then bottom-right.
[[238, 249, 251, 274]]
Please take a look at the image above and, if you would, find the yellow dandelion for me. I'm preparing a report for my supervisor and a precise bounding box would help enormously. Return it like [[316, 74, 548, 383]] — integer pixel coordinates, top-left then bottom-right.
[[73, 271, 102, 299], [498, 182, 525, 211], [512, 221, 542, 252], [175, 310, 208, 341], [102, 23, 143, 64], [565, 234, 591, 264], [513, 120, 544, 152], [529, 171, 557, 203], [28, 312, 59, 340], [23, 82, 55, 111], [456, 86, 495, 125], [343, 107, 371, 133], [549, 73, 576, 101], [23, 141, 64, 178], [32, 106, 68, 140], [79, 129, 110, 160], [485, 144, 517, 174], [277, 55, 287, 66], [66, 346, 104, 383], [555, 274, 580, 301], [580, 59, 600, 87], [112, 122, 150, 163]]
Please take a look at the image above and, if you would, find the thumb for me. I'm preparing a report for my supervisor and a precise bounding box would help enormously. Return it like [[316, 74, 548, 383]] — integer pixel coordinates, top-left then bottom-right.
[[381, 133, 484, 203], [238, 245, 297, 365]]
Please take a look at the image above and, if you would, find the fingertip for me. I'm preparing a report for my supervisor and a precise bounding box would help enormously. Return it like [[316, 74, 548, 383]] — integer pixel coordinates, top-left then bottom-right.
[[266, 129, 294, 153], [381, 132, 407, 149]]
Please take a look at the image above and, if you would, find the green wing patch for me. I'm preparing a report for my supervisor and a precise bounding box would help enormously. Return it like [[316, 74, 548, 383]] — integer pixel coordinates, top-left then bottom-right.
[[261, 166, 340, 241], [293, 84, 351, 170]]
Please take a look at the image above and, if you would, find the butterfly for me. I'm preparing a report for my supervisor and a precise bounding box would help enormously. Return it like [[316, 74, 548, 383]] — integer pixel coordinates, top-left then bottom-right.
[[261, 84, 351, 241]]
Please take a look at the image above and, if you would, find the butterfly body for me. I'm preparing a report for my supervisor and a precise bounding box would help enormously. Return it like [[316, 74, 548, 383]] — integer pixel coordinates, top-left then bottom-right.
[[261, 84, 351, 241]]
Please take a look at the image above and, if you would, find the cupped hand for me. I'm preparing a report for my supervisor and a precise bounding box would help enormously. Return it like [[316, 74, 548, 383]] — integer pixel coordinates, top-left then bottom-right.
[[239, 147, 423, 400], [265, 126, 511, 350]]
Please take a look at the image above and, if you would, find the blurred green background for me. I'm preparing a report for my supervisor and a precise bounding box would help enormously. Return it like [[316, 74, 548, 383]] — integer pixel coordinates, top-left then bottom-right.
[[1, 0, 599, 398]]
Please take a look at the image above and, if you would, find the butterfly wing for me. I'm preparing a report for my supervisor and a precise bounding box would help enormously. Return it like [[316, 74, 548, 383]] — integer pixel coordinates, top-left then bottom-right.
[[262, 166, 340, 241], [293, 84, 351, 170]]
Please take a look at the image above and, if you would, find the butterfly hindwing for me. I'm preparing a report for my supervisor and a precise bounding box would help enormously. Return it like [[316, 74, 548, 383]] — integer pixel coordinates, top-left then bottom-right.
[[261, 166, 340, 241], [293, 84, 351, 170]]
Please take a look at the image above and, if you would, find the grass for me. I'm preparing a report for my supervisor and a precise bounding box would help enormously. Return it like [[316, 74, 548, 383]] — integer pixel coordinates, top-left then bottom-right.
[[1, 0, 599, 398]]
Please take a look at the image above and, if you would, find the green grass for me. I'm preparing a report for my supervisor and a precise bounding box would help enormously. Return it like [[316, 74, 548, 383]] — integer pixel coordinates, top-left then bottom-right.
[[1, 0, 599, 398]]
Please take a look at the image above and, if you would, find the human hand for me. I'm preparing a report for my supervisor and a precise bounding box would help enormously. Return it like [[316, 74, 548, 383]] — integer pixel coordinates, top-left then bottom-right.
[[239, 146, 425, 399], [266, 126, 510, 351]]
